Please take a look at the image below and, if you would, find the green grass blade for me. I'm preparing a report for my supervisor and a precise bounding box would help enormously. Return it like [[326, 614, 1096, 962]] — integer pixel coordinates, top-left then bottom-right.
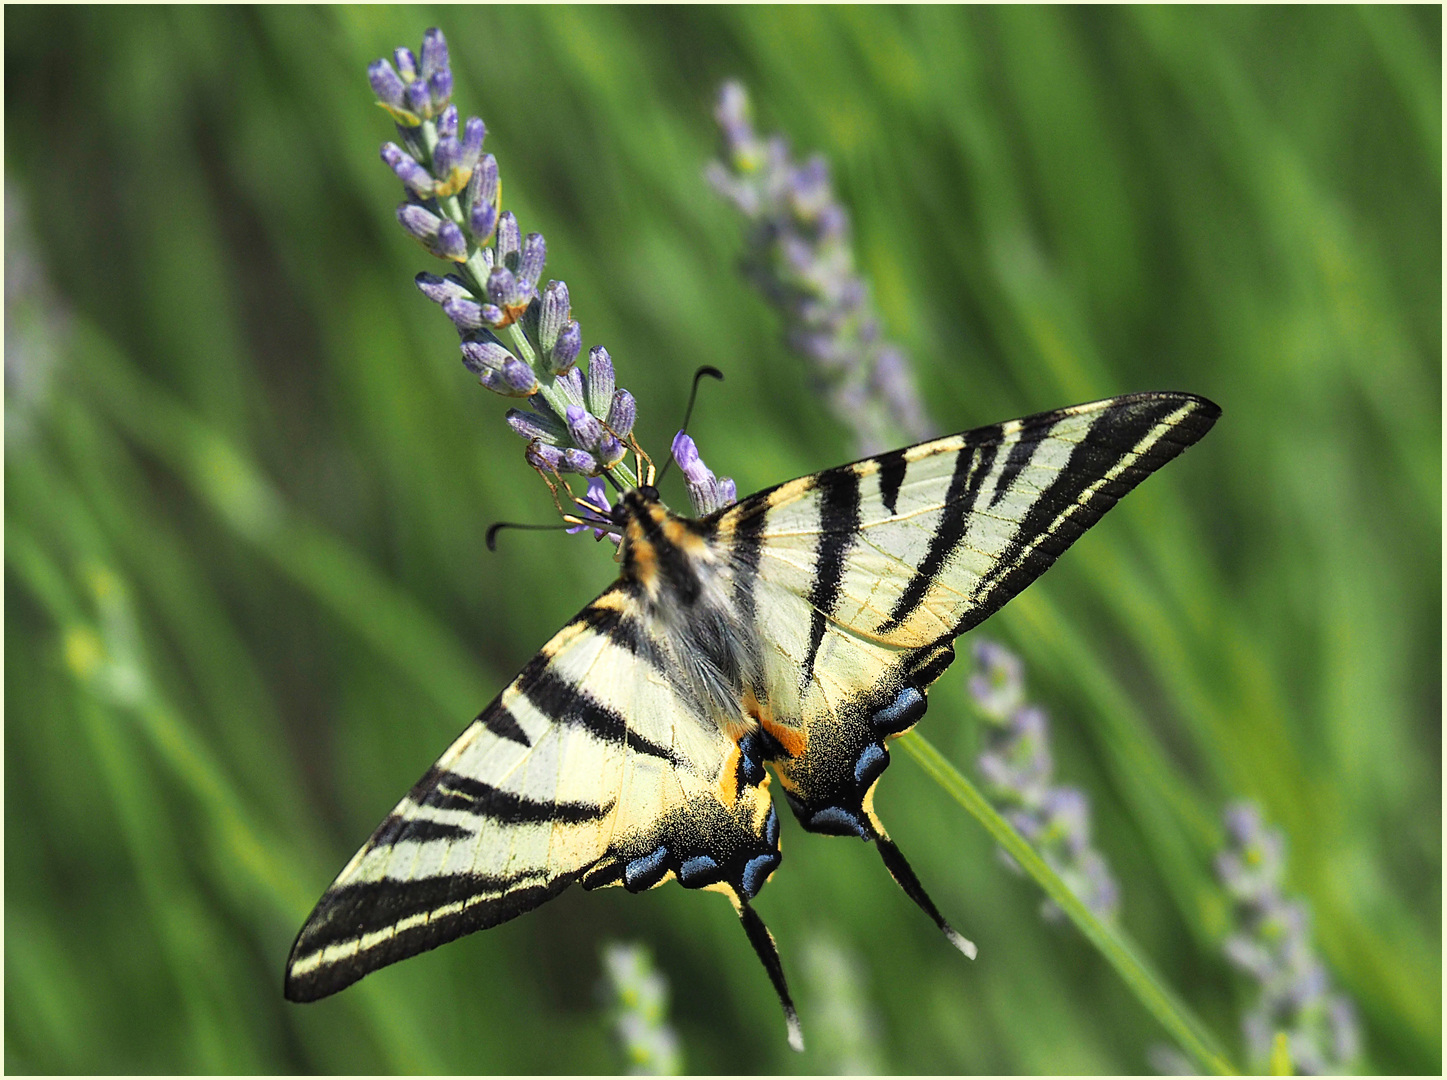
[[898, 730, 1237, 1075]]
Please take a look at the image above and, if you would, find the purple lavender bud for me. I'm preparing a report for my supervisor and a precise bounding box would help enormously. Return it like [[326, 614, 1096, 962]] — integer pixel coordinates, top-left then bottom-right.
[[435, 219, 466, 261], [1040, 788, 1090, 854], [461, 116, 486, 166], [565, 405, 604, 452], [415, 272, 473, 306], [393, 46, 417, 82], [715, 80, 755, 157], [672, 431, 728, 514], [420, 28, 449, 79], [538, 280, 570, 353], [561, 448, 599, 474], [428, 68, 453, 112], [442, 297, 485, 331], [498, 356, 538, 395], [460, 340, 513, 375], [671, 430, 702, 473], [596, 434, 625, 467], [969, 640, 1025, 720], [555, 367, 586, 408], [550, 321, 581, 373], [717, 477, 738, 506], [468, 154, 499, 213], [469, 199, 498, 245], [432, 136, 463, 181], [790, 155, 832, 218], [518, 233, 546, 291], [436, 104, 459, 139], [481, 303, 505, 325], [404, 78, 431, 118], [585, 346, 614, 417], [506, 407, 566, 445], [397, 201, 443, 244], [1223, 802, 1263, 847], [496, 211, 521, 267], [526, 441, 566, 474], [486, 266, 518, 308], [381, 143, 435, 198], [607, 389, 637, 438], [368, 60, 407, 108]]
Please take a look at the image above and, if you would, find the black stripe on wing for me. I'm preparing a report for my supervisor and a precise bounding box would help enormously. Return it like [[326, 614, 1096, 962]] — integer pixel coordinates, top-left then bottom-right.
[[955, 393, 1219, 637], [413, 768, 615, 825], [478, 701, 531, 747], [877, 448, 908, 516], [284, 868, 578, 1002], [802, 469, 862, 685], [573, 594, 670, 677], [878, 431, 1000, 634], [519, 663, 684, 768]]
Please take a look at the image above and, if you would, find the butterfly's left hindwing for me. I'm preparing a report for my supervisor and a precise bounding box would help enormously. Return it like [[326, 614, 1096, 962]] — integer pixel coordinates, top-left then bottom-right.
[[284, 585, 780, 1003]]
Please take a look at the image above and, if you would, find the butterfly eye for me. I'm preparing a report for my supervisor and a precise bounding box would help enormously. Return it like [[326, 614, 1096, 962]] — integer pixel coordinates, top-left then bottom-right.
[[639, 484, 660, 502]]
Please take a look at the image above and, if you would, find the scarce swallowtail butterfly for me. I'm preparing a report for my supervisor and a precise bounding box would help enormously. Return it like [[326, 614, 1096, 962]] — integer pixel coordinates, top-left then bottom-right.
[[285, 391, 1219, 1050]]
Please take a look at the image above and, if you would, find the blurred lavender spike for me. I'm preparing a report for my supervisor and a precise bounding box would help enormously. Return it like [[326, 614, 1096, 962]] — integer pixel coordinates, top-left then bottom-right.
[[969, 639, 1122, 925], [600, 943, 683, 1075], [707, 80, 935, 456], [1215, 802, 1361, 1075]]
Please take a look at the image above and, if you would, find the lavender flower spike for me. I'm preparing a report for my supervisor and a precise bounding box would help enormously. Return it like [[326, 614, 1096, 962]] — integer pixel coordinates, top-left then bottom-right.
[[969, 639, 1121, 924], [368, 28, 741, 532], [1216, 802, 1361, 1074], [708, 80, 934, 456]]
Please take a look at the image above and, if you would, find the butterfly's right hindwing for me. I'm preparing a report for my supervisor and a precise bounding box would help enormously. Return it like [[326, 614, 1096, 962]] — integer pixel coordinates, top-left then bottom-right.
[[284, 585, 778, 1003]]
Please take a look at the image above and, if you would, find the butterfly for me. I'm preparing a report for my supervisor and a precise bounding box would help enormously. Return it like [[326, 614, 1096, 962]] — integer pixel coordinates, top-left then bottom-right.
[[284, 391, 1219, 1049]]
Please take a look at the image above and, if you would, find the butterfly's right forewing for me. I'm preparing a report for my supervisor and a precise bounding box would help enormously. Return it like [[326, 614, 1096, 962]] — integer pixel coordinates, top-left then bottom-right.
[[711, 392, 1219, 832]]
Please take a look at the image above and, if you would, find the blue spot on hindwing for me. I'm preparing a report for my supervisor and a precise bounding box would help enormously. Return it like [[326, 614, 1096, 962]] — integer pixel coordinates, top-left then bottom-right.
[[808, 805, 868, 837], [736, 732, 766, 786], [739, 852, 780, 898], [872, 685, 927, 734], [678, 854, 720, 886], [764, 804, 780, 847], [854, 742, 888, 786], [623, 845, 670, 891]]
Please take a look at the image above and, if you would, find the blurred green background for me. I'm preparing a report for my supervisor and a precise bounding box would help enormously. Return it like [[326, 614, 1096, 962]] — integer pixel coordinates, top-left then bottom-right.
[[5, 5, 1439, 1074]]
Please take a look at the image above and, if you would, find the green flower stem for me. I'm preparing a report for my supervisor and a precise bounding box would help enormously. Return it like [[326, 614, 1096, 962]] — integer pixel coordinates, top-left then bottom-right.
[[506, 320, 540, 368], [896, 729, 1237, 1076]]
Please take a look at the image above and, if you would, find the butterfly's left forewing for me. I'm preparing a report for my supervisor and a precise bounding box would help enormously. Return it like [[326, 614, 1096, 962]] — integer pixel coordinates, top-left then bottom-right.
[[285, 585, 779, 1003]]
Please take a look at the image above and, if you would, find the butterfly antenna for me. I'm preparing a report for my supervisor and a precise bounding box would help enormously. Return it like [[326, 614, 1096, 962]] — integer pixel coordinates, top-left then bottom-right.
[[732, 895, 804, 1052], [485, 521, 580, 552], [874, 836, 978, 959], [656, 365, 724, 486]]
